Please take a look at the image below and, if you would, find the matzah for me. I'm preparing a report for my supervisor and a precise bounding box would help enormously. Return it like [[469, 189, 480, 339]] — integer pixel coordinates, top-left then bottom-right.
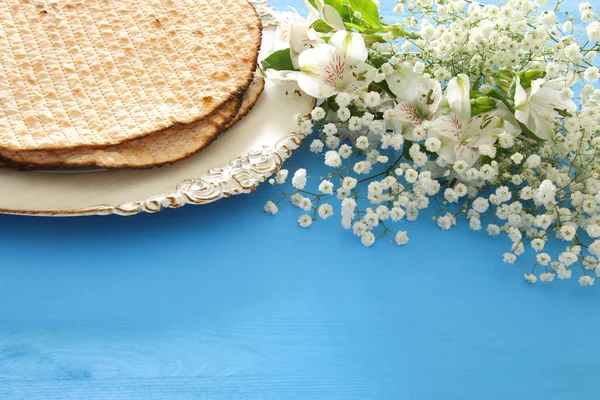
[[0, 0, 261, 152], [0, 76, 265, 169]]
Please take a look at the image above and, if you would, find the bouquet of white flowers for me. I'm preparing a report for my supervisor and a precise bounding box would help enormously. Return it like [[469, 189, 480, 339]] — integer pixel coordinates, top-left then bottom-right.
[[261, 0, 600, 286]]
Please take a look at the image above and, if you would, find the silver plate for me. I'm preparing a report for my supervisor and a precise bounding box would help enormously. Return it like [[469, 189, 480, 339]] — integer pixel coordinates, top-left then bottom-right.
[[0, 2, 316, 216]]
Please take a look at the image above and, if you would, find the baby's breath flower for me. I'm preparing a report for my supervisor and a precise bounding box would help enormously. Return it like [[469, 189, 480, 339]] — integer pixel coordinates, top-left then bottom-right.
[[579, 276, 595, 286], [395, 231, 409, 246], [318, 204, 334, 219], [336, 93, 351, 108], [311, 107, 326, 121], [264, 201, 279, 215], [348, 116, 363, 131], [323, 123, 338, 136], [337, 107, 351, 122], [298, 214, 312, 228], [318, 180, 334, 195], [275, 169, 288, 184], [503, 253, 517, 264], [324, 151, 342, 168], [310, 139, 324, 153], [524, 273, 537, 283], [363, 92, 381, 108], [361, 231, 376, 247], [292, 169, 307, 190], [355, 136, 369, 150]]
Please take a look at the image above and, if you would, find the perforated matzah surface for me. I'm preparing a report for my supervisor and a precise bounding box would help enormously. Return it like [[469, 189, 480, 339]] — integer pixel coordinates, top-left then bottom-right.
[[0, 76, 265, 169], [0, 0, 261, 152]]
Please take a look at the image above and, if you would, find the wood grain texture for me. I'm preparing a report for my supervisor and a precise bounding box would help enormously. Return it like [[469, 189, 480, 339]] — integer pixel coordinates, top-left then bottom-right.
[[0, 2, 599, 400]]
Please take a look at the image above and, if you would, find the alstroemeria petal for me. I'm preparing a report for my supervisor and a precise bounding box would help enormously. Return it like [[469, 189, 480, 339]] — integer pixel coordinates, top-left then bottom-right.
[[297, 72, 337, 99], [513, 78, 530, 126], [385, 65, 421, 103], [329, 31, 368, 65], [321, 4, 346, 31], [393, 102, 423, 124], [446, 74, 471, 121]]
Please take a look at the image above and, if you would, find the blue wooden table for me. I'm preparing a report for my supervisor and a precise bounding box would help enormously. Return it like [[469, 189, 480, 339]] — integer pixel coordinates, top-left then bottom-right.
[[1, 1, 599, 399]]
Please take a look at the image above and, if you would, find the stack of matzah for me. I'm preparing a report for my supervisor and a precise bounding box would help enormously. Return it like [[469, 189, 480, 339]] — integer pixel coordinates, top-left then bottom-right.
[[0, 0, 264, 169]]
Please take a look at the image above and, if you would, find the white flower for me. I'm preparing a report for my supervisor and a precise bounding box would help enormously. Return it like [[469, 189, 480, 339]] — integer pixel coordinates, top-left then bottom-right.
[[325, 135, 340, 149], [318, 180, 334, 194], [387, 64, 443, 140], [323, 123, 338, 136], [337, 107, 351, 121], [473, 198, 490, 213], [446, 74, 472, 121], [355, 136, 369, 150], [510, 153, 524, 164], [390, 207, 406, 221], [275, 169, 289, 184], [342, 177, 358, 190], [363, 92, 381, 108], [273, 10, 320, 69], [324, 150, 342, 168], [348, 116, 363, 131], [310, 139, 324, 153], [535, 179, 557, 205], [579, 276, 595, 287], [297, 32, 375, 99], [336, 93, 352, 108], [558, 251, 578, 266], [308, 0, 345, 31], [437, 213, 456, 230], [524, 273, 537, 283], [425, 137, 441, 152], [339, 144, 353, 159], [559, 225, 577, 241], [298, 214, 313, 228], [299, 197, 313, 211], [311, 107, 326, 121], [557, 267, 572, 280], [525, 155, 541, 169], [514, 76, 577, 140], [584, 67, 599, 82], [264, 201, 279, 215], [589, 240, 600, 258], [395, 231, 409, 245], [292, 169, 307, 190], [487, 224, 501, 236], [428, 113, 505, 167], [469, 218, 482, 231], [503, 253, 517, 264], [536, 253, 551, 265], [586, 21, 600, 41], [318, 203, 334, 219], [531, 238, 545, 252], [444, 188, 459, 203], [539, 272, 555, 282], [361, 231, 376, 247]]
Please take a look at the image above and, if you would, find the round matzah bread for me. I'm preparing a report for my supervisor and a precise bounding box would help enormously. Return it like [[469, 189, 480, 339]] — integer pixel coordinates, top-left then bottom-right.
[[0, 0, 261, 152], [0, 76, 265, 169]]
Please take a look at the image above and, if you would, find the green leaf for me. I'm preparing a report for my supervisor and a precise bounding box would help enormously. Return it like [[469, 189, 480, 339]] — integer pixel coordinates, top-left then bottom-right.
[[347, 0, 382, 29], [402, 140, 414, 161], [311, 19, 335, 33], [261, 49, 295, 71], [325, 0, 352, 20], [306, 0, 318, 8]]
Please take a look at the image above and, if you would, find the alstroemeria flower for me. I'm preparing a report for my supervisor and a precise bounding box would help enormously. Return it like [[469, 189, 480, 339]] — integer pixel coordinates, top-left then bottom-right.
[[309, 0, 346, 31], [264, 69, 301, 94], [514, 75, 577, 140], [428, 113, 506, 167], [446, 74, 472, 121], [297, 32, 375, 99], [273, 3, 322, 68], [386, 65, 443, 140]]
